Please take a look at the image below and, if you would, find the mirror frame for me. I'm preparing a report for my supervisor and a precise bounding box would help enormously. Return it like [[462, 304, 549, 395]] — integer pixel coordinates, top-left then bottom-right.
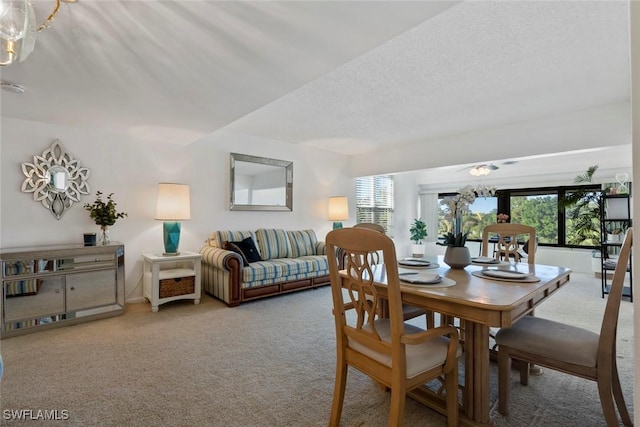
[[21, 139, 91, 219], [230, 153, 293, 211]]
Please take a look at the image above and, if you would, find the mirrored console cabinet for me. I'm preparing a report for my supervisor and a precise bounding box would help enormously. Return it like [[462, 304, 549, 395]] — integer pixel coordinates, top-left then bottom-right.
[[1, 243, 125, 338]]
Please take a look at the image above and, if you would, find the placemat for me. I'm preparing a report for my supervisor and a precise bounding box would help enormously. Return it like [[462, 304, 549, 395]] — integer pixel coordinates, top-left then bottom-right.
[[471, 270, 540, 283]]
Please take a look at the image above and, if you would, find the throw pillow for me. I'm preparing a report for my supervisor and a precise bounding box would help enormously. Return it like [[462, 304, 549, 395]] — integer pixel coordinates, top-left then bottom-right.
[[229, 237, 262, 263], [223, 241, 250, 265]]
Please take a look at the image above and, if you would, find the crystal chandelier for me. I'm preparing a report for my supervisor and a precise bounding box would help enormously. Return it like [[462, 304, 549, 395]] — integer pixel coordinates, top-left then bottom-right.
[[0, 0, 65, 66]]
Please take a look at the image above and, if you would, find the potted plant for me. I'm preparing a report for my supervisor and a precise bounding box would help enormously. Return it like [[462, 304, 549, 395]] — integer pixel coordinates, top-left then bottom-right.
[[84, 191, 127, 245], [409, 218, 428, 257], [437, 232, 469, 248], [436, 231, 471, 269]]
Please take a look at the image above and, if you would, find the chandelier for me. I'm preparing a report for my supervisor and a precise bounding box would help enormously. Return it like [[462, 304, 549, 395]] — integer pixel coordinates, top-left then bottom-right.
[[0, 0, 68, 66]]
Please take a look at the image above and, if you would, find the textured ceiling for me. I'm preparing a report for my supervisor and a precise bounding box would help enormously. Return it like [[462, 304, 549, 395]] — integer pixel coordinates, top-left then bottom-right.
[[0, 0, 632, 180]]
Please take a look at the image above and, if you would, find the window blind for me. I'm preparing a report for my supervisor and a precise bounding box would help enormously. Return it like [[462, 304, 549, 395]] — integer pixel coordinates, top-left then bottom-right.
[[356, 176, 394, 236]]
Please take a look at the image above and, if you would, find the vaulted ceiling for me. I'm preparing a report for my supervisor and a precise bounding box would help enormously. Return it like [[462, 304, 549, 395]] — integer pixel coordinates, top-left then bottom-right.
[[0, 0, 632, 183]]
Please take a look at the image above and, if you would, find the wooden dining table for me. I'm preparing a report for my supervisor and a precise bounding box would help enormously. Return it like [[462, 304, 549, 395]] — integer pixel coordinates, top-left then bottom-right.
[[367, 256, 571, 426]]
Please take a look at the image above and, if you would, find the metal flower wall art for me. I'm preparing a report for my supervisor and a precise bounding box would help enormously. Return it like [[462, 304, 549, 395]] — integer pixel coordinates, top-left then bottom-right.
[[21, 139, 91, 219]]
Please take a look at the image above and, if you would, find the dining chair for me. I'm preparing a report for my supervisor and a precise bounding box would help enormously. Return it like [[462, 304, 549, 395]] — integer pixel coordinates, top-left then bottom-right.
[[495, 228, 633, 426], [482, 223, 537, 264], [326, 227, 460, 427], [352, 223, 427, 323], [353, 222, 385, 233]]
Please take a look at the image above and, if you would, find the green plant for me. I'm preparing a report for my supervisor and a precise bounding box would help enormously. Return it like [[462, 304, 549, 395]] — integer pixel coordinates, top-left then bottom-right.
[[560, 165, 601, 246], [84, 191, 127, 227], [436, 232, 468, 247], [409, 218, 427, 244]]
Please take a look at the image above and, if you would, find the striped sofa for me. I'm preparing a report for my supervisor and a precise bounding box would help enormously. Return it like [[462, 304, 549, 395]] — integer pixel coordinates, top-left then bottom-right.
[[200, 229, 330, 306]]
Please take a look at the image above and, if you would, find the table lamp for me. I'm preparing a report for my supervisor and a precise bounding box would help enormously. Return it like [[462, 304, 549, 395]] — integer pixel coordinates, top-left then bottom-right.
[[155, 183, 191, 256], [328, 196, 349, 229]]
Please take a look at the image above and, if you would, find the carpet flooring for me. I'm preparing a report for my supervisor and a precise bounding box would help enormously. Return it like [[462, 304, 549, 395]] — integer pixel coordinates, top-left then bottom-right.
[[0, 272, 633, 426]]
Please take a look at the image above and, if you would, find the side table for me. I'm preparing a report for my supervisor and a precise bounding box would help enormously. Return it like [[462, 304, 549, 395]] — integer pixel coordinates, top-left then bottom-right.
[[142, 251, 202, 312]]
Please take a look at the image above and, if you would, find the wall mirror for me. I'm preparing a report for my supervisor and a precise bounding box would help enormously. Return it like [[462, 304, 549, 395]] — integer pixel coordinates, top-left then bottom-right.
[[230, 153, 293, 211], [21, 139, 91, 219]]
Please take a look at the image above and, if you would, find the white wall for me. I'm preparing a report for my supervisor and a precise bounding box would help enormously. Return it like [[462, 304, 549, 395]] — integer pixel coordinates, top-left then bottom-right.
[[0, 119, 354, 302]]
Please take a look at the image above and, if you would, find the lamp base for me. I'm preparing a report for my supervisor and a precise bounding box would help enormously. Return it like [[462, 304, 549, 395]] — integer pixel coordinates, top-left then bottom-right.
[[162, 221, 182, 255], [332, 222, 343, 230]]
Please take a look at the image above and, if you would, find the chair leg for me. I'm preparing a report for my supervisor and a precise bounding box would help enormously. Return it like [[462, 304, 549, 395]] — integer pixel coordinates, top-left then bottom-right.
[[612, 357, 633, 426], [388, 387, 406, 427], [519, 360, 530, 386], [329, 363, 348, 427], [445, 364, 459, 427], [596, 375, 620, 427], [498, 346, 511, 416], [426, 311, 435, 329]]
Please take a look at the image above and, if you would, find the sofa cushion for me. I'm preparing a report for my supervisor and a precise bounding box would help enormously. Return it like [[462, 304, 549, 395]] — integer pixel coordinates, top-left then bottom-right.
[[242, 258, 317, 283], [255, 229, 292, 260], [287, 230, 318, 258]]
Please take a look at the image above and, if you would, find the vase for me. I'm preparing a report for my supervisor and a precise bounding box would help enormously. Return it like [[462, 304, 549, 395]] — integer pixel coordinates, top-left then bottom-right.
[[411, 244, 425, 258], [98, 226, 111, 245], [443, 246, 471, 269]]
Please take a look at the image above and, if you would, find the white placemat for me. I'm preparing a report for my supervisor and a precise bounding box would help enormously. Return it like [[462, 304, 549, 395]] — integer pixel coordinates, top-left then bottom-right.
[[471, 270, 540, 283], [470, 257, 509, 266]]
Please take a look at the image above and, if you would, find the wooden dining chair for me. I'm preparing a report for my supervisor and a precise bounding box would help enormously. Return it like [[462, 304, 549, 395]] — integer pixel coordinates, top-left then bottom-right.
[[495, 228, 633, 426], [353, 222, 385, 233], [326, 227, 460, 427], [352, 223, 427, 323], [482, 223, 537, 264]]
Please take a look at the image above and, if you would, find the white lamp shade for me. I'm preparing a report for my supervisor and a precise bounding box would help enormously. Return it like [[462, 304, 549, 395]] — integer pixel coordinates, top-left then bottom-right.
[[328, 196, 349, 221], [155, 183, 191, 220]]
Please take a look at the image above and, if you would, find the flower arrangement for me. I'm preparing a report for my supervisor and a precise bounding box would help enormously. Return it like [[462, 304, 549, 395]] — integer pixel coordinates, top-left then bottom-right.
[[438, 184, 496, 248], [497, 213, 509, 223], [439, 185, 477, 222], [84, 191, 128, 227]]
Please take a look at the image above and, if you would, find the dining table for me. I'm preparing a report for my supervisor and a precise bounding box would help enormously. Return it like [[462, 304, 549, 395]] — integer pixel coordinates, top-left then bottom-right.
[[367, 256, 571, 426]]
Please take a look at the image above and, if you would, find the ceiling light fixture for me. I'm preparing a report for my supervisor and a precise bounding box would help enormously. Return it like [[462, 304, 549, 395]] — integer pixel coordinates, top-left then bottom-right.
[[0, 0, 63, 66], [469, 165, 491, 177]]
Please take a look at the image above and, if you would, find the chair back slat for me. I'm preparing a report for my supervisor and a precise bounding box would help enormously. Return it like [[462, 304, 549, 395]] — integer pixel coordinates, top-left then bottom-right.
[[327, 227, 404, 355], [598, 228, 632, 359]]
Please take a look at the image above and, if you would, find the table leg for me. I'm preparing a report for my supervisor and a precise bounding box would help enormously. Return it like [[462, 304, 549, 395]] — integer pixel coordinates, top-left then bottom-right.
[[464, 321, 491, 424]]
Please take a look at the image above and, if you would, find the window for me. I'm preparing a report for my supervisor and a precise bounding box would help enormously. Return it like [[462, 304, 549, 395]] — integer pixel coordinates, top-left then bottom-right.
[[437, 184, 601, 248], [356, 176, 394, 236], [510, 190, 558, 244]]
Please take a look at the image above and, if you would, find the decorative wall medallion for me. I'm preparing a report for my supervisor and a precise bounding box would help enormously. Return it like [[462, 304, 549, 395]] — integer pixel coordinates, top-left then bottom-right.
[[21, 139, 91, 219]]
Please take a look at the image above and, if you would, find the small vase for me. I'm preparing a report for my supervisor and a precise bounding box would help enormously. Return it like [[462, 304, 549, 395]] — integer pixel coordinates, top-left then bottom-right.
[[98, 226, 111, 245], [443, 246, 471, 269], [411, 244, 425, 258]]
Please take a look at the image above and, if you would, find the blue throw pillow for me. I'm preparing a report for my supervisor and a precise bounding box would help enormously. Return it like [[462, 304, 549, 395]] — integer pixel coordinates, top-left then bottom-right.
[[229, 237, 262, 263]]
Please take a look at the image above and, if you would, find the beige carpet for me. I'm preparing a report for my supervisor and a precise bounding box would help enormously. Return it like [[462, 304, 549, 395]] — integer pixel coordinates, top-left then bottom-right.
[[0, 273, 633, 426]]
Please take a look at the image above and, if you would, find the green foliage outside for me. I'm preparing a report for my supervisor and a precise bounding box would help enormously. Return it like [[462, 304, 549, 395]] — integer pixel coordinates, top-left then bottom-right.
[[438, 190, 600, 247]]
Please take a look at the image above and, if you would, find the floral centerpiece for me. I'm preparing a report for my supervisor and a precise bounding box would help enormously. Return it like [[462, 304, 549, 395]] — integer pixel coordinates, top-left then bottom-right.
[[84, 191, 127, 245], [438, 185, 477, 245], [437, 184, 495, 268]]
